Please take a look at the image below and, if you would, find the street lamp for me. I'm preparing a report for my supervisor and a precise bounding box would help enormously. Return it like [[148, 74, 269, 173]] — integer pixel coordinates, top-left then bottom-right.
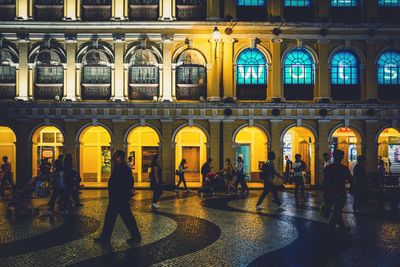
[[212, 27, 220, 42]]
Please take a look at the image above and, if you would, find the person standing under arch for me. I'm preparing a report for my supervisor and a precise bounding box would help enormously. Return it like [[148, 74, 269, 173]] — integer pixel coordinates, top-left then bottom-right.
[[94, 150, 141, 244]]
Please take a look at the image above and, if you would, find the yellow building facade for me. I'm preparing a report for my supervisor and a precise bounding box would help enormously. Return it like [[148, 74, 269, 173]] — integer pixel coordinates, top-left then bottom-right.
[[0, 0, 400, 187]]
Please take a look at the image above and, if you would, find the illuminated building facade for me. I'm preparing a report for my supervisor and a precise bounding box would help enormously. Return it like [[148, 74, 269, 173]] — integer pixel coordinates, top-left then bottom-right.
[[0, 0, 400, 187]]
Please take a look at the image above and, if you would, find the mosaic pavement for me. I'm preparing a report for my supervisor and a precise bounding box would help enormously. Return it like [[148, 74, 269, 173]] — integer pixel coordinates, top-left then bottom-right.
[[0, 189, 399, 267]]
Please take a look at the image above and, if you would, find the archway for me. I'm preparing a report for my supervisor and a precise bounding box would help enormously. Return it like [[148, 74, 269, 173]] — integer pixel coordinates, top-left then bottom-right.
[[174, 126, 208, 186], [330, 127, 363, 172], [234, 126, 268, 183], [0, 126, 16, 182], [79, 126, 112, 186], [282, 126, 316, 185], [32, 126, 64, 177], [127, 126, 160, 187], [377, 127, 400, 174]]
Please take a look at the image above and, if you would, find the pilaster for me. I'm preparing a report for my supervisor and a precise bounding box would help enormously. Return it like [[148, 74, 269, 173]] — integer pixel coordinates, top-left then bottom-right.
[[112, 40, 125, 101], [161, 38, 174, 101], [365, 120, 379, 174], [222, 120, 235, 165], [209, 120, 221, 171], [318, 0, 330, 21], [269, 38, 283, 101], [223, 37, 234, 98], [365, 41, 378, 101], [65, 40, 77, 101], [161, 120, 174, 184], [207, 0, 220, 20], [64, 0, 77, 20], [16, 40, 29, 101], [315, 40, 331, 102], [16, 0, 29, 20], [270, 120, 283, 173]]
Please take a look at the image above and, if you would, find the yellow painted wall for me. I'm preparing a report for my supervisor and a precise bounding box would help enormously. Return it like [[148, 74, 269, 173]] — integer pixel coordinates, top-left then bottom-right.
[[0, 127, 16, 182]]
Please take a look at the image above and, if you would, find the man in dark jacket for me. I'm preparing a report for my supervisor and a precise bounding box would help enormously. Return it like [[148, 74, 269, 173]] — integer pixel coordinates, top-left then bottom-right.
[[95, 150, 141, 244]]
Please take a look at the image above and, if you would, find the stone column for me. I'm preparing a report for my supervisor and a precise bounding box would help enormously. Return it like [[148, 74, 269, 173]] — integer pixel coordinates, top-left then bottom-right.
[[271, 0, 282, 20], [112, 0, 124, 20], [365, 41, 378, 101], [113, 41, 125, 101], [65, 40, 77, 101], [270, 120, 283, 174], [366, 0, 378, 22], [207, 0, 220, 20], [112, 121, 126, 152], [28, 63, 34, 100], [111, 64, 115, 99], [16, 41, 29, 100], [208, 39, 221, 101], [28, 0, 33, 19], [269, 38, 283, 101], [159, 0, 175, 20], [75, 63, 82, 100], [315, 40, 331, 102], [64, 0, 77, 20], [224, 0, 236, 19], [64, 122, 78, 168], [76, 0, 81, 20], [318, 0, 330, 21], [365, 120, 379, 174], [161, 120, 174, 185], [124, 63, 129, 100], [15, 128, 30, 187], [223, 38, 234, 98], [161, 39, 174, 101], [209, 120, 221, 171], [317, 120, 330, 186], [16, 0, 29, 20], [223, 120, 235, 164]]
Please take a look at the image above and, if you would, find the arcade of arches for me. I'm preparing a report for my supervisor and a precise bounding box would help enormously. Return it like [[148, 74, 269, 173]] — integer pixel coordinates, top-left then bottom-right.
[[1, 123, 400, 188]]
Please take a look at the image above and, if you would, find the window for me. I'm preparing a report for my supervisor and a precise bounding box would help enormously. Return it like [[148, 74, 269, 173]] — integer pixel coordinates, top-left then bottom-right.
[[237, 0, 266, 6], [176, 50, 206, 85], [284, 0, 311, 7], [330, 51, 359, 85], [0, 49, 16, 83], [331, 0, 358, 7], [129, 49, 159, 84], [82, 49, 112, 84], [283, 48, 314, 85], [237, 49, 267, 85], [377, 51, 400, 85], [35, 50, 64, 84], [378, 0, 400, 6]]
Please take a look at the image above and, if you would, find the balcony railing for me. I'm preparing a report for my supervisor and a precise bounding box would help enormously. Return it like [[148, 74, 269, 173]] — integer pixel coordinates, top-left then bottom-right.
[[0, 83, 16, 99], [35, 84, 63, 100], [81, 84, 111, 100], [176, 1, 206, 21], [129, 0, 159, 21], [236, 85, 266, 100], [176, 84, 206, 100], [0, 0, 16, 21], [129, 84, 159, 100], [81, 1, 112, 21], [34, 0, 64, 21]]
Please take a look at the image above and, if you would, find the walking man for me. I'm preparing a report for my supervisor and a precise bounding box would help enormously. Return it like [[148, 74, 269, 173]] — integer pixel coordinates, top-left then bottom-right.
[[95, 150, 141, 244], [201, 158, 212, 185], [176, 159, 189, 192], [256, 151, 283, 210], [292, 154, 306, 200]]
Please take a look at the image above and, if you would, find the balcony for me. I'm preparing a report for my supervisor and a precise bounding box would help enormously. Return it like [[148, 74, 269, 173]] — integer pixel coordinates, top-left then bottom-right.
[[129, 84, 159, 100], [81, 84, 111, 100], [81, 1, 111, 21], [331, 85, 361, 101], [176, 1, 206, 21], [0, 1, 16, 21], [236, 85, 266, 100], [176, 84, 206, 100], [284, 85, 314, 101], [0, 83, 16, 99], [129, 1, 159, 21], [378, 85, 400, 101], [34, 0, 64, 21], [35, 84, 63, 100]]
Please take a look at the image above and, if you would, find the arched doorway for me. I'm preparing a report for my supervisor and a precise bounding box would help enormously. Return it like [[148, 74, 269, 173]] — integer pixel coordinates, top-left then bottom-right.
[[0, 126, 16, 182], [79, 126, 112, 186], [234, 126, 268, 183], [32, 126, 64, 177], [282, 126, 316, 185], [127, 126, 160, 187], [378, 127, 400, 174], [174, 126, 208, 186], [330, 127, 362, 172]]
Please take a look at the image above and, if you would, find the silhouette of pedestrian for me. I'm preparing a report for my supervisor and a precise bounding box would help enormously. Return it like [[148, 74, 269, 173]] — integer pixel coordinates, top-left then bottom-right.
[[236, 156, 249, 196], [292, 154, 306, 200], [150, 154, 163, 210], [94, 150, 141, 244], [352, 155, 367, 211], [0, 156, 14, 196], [176, 159, 189, 192]]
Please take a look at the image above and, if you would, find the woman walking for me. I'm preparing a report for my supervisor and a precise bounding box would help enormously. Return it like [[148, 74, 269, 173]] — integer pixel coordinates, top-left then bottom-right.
[[222, 158, 235, 195], [150, 154, 163, 210], [176, 159, 189, 192], [236, 156, 249, 196]]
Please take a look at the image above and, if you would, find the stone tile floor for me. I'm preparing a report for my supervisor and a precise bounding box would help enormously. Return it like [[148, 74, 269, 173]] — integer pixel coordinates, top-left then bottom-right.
[[0, 189, 399, 267]]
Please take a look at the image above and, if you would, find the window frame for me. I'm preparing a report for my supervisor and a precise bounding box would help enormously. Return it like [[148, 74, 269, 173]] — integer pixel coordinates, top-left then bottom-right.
[[330, 50, 359, 85]]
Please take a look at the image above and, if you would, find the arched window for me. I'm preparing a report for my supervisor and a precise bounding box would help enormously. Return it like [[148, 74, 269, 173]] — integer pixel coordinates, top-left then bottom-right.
[[0, 0, 16, 21], [176, 49, 207, 100], [34, 0, 64, 21], [284, 0, 312, 6], [237, 0, 265, 6], [128, 0, 159, 21], [128, 48, 160, 100], [377, 50, 400, 100], [330, 51, 359, 85], [283, 48, 315, 100], [81, 48, 112, 100], [378, 0, 400, 6], [331, 0, 358, 7], [0, 46, 18, 99], [81, 0, 112, 21], [236, 48, 267, 100], [34, 49, 65, 99], [176, 0, 206, 21]]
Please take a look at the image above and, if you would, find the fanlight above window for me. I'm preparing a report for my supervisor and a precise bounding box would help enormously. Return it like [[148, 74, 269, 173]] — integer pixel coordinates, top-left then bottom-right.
[[330, 51, 359, 85], [236, 48, 267, 85], [284, 0, 312, 7], [237, 0, 266, 6], [331, 0, 358, 7], [377, 51, 400, 85], [283, 48, 314, 85]]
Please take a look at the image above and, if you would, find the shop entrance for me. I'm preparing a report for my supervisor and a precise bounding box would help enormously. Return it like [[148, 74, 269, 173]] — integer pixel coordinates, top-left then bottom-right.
[[378, 127, 400, 174], [330, 127, 362, 172]]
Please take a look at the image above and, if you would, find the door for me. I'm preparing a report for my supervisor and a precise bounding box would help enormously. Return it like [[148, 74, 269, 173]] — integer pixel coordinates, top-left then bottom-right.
[[182, 146, 200, 182], [236, 144, 250, 180]]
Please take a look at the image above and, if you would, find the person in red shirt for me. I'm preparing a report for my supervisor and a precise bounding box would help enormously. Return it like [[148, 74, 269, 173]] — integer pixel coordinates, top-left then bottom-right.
[[323, 149, 352, 234]]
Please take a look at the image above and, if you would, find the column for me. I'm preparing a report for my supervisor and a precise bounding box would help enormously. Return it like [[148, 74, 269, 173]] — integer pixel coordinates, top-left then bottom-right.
[[269, 38, 283, 101], [16, 0, 29, 19], [366, 0, 378, 21], [208, 40, 221, 101], [76, 0, 81, 20], [112, 0, 124, 20], [124, 63, 129, 100], [207, 0, 220, 20], [75, 63, 82, 100], [270, 120, 283, 174], [28, 63, 34, 99], [64, 0, 77, 20], [159, 0, 175, 20], [317, 120, 330, 186], [223, 38, 234, 98], [65, 40, 77, 101], [15, 129, 30, 187], [28, 0, 33, 19], [64, 122, 78, 168], [365, 120, 379, 174], [161, 40, 173, 101], [113, 41, 125, 101], [318, 0, 330, 22], [365, 41, 378, 101], [16, 41, 29, 100], [209, 120, 221, 170], [223, 120, 235, 164], [271, 0, 282, 20], [111, 64, 115, 99], [315, 40, 331, 102], [161, 120, 174, 185], [112, 122, 125, 152], [224, 0, 236, 19], [63, 64, 67, 97]]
